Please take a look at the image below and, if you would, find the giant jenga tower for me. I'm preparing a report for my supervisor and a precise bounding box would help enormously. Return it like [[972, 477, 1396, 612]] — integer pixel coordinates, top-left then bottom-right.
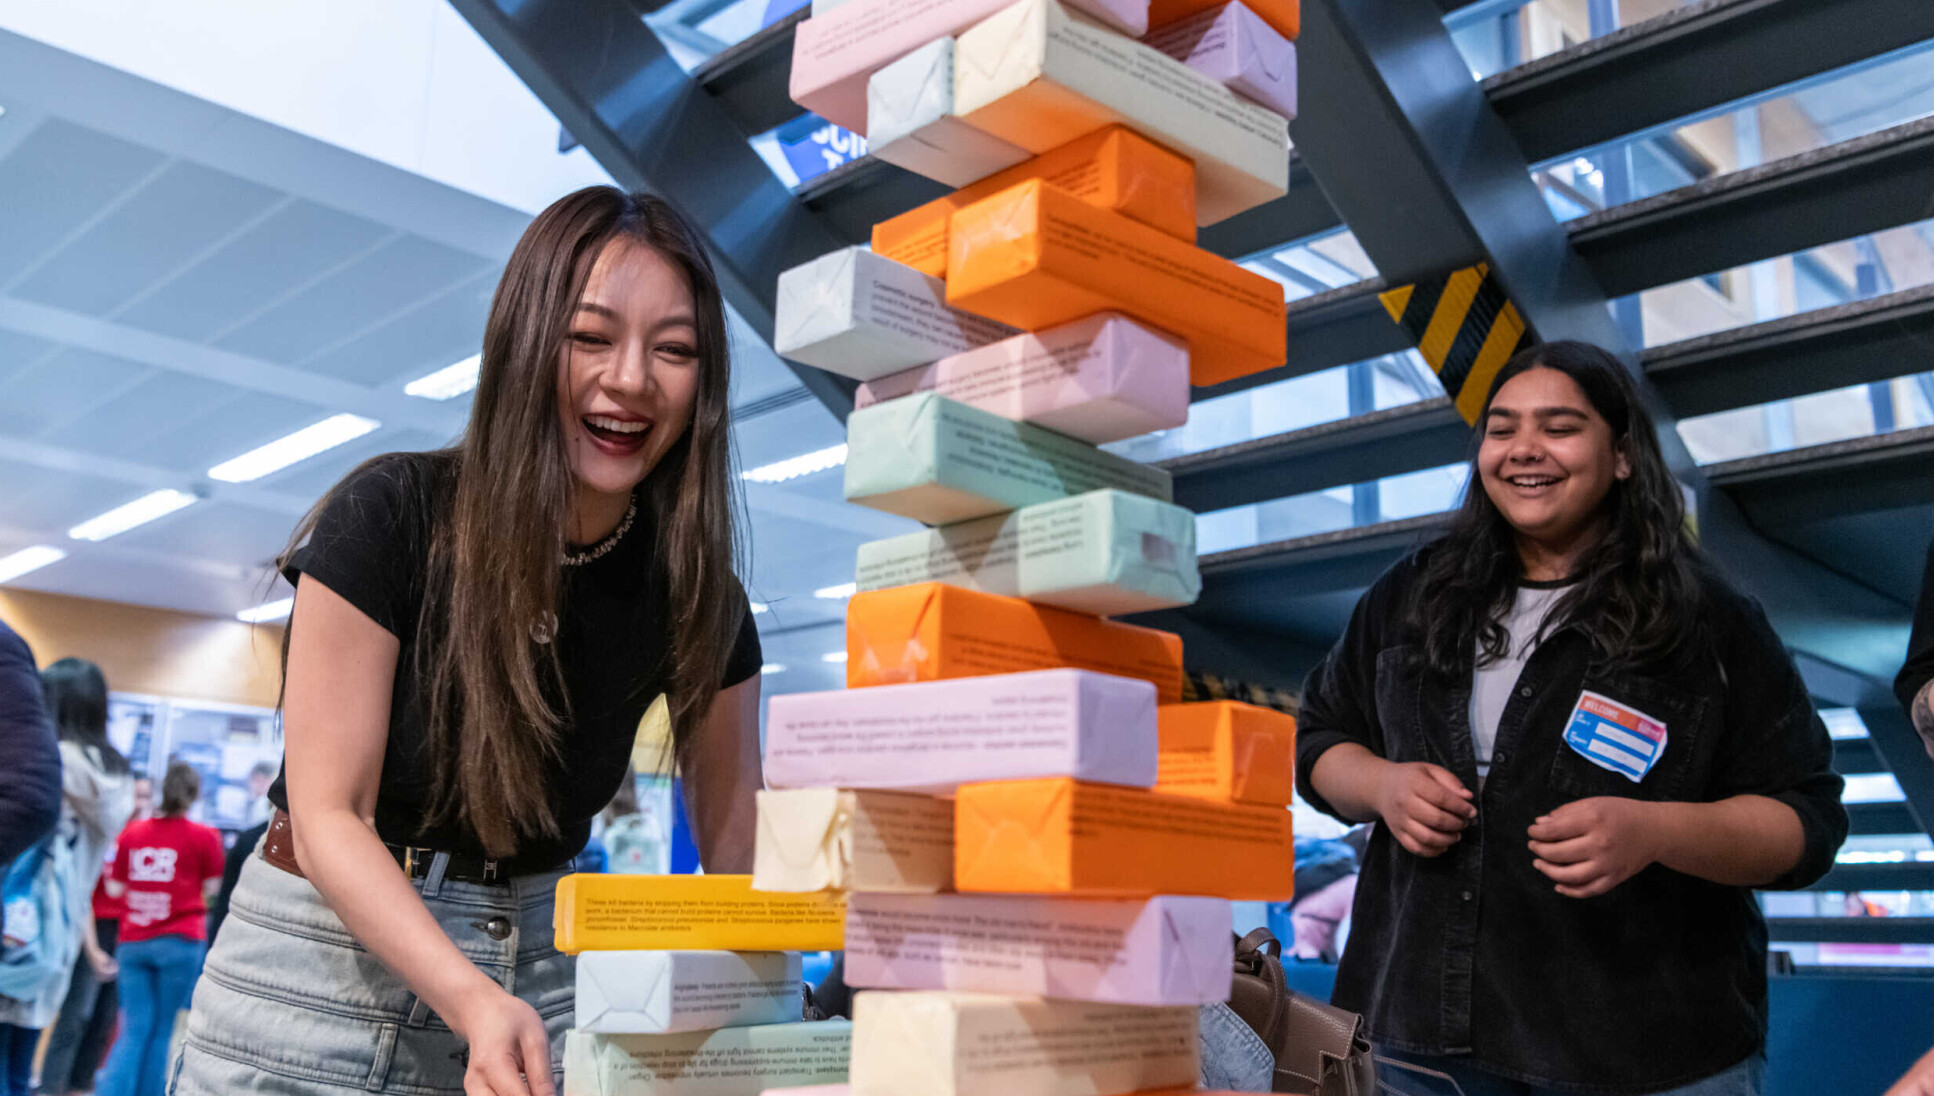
[[758, 3, 1304, 1096]]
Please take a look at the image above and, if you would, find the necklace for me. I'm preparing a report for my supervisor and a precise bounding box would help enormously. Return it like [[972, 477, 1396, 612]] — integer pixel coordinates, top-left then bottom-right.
[[563, 497, 637, 567]]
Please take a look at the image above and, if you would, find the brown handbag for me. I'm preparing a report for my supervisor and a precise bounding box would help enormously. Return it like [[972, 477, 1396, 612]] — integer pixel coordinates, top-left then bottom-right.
[[1226, 928, 1376, 1095]]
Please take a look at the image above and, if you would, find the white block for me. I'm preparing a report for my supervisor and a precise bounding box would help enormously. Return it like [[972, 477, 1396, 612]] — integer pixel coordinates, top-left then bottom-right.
[[753, 788, 954, 893], [565, 1023, 852, 1096], [869, 38, 1033, 187], [954, 0, 1288, 225], [774, 248, 1018, 379], [575, 951, 802, 1034]]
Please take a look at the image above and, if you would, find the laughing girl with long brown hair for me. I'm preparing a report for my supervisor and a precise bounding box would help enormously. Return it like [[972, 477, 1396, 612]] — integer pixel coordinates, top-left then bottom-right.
[[172, 187, 765, 1096]]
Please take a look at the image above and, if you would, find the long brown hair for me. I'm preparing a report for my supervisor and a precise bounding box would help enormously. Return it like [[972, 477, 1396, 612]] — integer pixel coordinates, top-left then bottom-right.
[[159, 761, 200, 817], [282, 187, 743, 856]]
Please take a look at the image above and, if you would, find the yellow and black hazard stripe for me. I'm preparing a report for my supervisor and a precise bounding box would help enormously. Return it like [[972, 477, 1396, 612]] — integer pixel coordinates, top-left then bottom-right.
[[1379, 263, 1535, 424], [1182, 670, 1299, 717]]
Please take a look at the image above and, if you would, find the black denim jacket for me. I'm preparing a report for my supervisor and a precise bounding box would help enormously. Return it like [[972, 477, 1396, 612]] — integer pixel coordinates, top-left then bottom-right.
[[1296, 551, 1847, 1094]]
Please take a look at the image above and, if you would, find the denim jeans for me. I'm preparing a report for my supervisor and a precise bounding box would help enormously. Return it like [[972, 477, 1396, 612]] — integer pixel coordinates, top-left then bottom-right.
[[170, 850, 573, 1094], [1198, 1001, 1276, 1092], [0, 1024, 39, 1096], [97, 935, 206, 1096], [1375, 1049, 1765, 1096]]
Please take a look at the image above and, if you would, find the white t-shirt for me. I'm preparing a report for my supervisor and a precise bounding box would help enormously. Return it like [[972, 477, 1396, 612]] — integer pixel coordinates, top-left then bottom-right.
[[1469, 583, 1572, 783]]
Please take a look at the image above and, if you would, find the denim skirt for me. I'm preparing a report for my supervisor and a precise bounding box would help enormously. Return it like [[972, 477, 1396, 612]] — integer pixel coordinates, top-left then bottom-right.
[[171, 847, 574, 1095]]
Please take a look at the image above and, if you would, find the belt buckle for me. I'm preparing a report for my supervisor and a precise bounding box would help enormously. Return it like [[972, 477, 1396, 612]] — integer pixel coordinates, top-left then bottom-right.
[[482, 859, 501, 884]]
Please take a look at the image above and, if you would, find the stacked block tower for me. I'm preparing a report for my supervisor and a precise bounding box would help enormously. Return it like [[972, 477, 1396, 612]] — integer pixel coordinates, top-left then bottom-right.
[[759, 1, 1306, 1095]]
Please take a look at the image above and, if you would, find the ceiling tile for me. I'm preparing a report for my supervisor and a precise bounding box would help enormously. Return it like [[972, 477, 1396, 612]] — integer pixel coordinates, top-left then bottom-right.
[[114, 199, 391, 343], [299, 280, 492, 386], [113, 500, 299, 570], [213, 235, 491, 364], [0, 329, 59, 389], [0, 119, 165, 286], [259, 427, 453, 500], [11, 160, 282, 317], [88, 372, 241, 457], [0, 348, 153, 438], [139, 391, 332, 474], [0, 460, 145, 535]]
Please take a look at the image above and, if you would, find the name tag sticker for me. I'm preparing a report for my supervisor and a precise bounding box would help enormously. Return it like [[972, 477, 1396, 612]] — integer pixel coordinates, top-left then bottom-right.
[[1563, 689, 1668, 783]]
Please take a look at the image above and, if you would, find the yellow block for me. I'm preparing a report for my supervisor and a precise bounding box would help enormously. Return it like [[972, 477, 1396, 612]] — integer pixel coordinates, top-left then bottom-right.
[[954, 777, 1294, 899], [846, 581, 1184, 703], [552, 874, 845, 954], [873, 125, 1197, 278], [1155, 701, 1297, 807], [947, 180, 1286, 387]]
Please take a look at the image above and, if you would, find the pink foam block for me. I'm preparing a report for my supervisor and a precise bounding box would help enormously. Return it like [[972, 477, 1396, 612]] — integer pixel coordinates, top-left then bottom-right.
[[852, 312, 1189, 445], [791, 0, 1150, 132], [1142, 1, 1297, 120], [845, 892, 1234, 1006], [763, 669, 1157, 794]]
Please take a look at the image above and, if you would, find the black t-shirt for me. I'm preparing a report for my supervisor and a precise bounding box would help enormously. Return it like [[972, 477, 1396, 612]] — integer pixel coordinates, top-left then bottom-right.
[[1896, 536, 1934, 717], [266, 452, 762, 867]]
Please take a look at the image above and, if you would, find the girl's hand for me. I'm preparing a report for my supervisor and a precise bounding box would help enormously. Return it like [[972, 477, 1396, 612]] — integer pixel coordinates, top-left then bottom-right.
[[450, 987, 556, 1096], [1528, 797, 1660, 898], [1374, 762, 1475, 857], [86, 945, 117, 981]]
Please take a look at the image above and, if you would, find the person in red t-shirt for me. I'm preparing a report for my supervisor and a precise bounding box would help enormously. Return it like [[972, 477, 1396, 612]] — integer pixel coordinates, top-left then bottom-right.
[[96, 764, 222, 1096]]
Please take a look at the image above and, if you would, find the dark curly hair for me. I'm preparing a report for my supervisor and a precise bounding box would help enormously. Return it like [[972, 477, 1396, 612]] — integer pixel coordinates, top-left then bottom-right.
[[1412, 340, 1709, 677]]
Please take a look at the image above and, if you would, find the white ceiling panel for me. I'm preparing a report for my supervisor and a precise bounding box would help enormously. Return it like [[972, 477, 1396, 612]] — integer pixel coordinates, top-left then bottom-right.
[[10, 159, 282, 316], [259, 427, 454, 499], [84, 371, 241, 457], [0, 328, 58, 387], [0, 458, 147, 532], [0, 548, 273, 620], [213, 235, 490, 364], [0, 118, 164, 285], [112, 499, 296, 569], [731, 398, 845, 474], [0, 347, 152, 436], [114, 198, 393, 342], [299, 279, 493, 387], [137, 390, 331, 474]]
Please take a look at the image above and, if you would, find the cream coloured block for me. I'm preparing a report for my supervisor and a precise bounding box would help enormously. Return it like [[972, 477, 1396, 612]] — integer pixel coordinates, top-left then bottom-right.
[[869, 38, 1033, 187], [753, 788, 954, 893], [774, 247, 1016, 379], [954, 0, 1288, 224], [849, 992, 1197, 1096]]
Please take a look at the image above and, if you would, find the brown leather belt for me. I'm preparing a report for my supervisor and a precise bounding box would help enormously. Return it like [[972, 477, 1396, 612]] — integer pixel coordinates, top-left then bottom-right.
[[262, 809, 517, 887]]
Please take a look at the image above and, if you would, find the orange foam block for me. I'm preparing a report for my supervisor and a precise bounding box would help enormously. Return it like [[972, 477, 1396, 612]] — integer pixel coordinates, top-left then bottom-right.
[[846, 582, 1183, 703], [873, 125, 1195, 278], [1151, 0, 1297, 39], [954, 777, 1294, 899], [1155, 700, 1297, 806], [947, 180, 1286, 386]]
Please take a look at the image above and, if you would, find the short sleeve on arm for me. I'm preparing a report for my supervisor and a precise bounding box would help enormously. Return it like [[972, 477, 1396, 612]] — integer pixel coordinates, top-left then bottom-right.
[[282, 455, 432, 638], [720, 583, 764, 688]]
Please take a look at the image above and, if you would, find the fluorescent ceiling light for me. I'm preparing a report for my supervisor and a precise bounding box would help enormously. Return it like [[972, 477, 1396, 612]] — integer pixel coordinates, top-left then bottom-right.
[[208, 414, 380, 483], [404, 354, 482, 400], [814, 582, 856, 600], [236, 597, 295, 624], [742, 444, 846, 485], [821, 651, 848, 664], [69, 490, 199, 541], [750, 601, 768, 615], [761, 662, 787, 675], [0, 545, 66, 584]]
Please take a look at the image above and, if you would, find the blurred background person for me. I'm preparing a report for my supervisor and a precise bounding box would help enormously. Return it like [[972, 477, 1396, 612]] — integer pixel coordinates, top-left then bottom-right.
[[0, 660, 133, 1096], [96, 764, 222, 1096], [0, 619, 61, 940]]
